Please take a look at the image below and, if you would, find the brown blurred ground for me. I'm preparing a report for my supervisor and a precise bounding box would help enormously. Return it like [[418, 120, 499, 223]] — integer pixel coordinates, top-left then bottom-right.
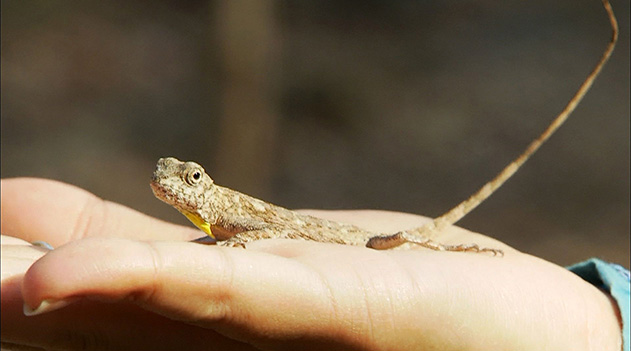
[[1, 0, 629, 267]]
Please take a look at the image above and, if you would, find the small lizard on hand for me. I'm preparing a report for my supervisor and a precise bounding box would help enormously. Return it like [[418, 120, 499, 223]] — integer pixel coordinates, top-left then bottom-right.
[[150, 0, 617, 256], [151, 157, 502, 254]]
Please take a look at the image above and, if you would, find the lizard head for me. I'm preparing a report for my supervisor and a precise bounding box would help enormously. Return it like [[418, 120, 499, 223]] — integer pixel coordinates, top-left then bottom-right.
[[150, 157, 217, 237]]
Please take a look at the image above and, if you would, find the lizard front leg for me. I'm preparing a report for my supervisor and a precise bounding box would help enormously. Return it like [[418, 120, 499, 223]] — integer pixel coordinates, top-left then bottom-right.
[[219, 228, 289, 248]]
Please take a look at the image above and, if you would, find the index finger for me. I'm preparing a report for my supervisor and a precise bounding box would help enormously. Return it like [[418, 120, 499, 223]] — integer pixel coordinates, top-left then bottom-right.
[[0, 178, 200, 246]]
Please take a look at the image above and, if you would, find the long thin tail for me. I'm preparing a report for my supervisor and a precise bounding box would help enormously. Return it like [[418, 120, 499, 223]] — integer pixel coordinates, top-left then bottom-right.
[[367, 0, 618, 250]]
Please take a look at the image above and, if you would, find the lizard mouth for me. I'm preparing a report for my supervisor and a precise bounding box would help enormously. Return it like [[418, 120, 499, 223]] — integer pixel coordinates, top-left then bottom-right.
[[150, 160, 179, 207], [149, 180, 172, 204], [150, 175, 198, 214], [149, 178, 182, 209]]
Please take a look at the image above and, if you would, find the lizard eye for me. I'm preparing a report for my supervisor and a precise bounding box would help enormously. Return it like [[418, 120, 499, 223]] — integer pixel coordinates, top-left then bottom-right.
[[185, 168, 203, 185]]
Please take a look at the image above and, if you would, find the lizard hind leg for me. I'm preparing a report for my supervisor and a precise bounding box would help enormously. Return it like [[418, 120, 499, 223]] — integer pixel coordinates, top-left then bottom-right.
[[366, 231, 504, 256]]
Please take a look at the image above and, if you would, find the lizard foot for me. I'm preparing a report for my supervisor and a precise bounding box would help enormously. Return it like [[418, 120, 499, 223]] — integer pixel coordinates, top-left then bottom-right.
[[219, 240, 247, 248]]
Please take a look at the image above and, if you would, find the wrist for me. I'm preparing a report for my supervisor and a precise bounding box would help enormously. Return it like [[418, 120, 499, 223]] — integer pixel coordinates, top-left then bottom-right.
[[568, 258, 630, 351]]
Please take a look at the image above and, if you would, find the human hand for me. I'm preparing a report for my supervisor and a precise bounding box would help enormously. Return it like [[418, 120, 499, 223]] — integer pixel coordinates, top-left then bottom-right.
[[1, 178, 622, 350]]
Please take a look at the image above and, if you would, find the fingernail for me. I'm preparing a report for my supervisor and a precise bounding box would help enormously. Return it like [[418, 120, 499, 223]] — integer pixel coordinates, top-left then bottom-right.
[[31, 241, 54, 251], [23, 298, 76, 316]]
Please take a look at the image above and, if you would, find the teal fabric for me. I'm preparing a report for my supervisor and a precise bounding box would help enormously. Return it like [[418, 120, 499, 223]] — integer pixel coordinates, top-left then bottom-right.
[[568, 258, 630, 351]]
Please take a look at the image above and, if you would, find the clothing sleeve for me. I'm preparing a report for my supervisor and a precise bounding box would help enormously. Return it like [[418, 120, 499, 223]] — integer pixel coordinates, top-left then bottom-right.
[[567, 258, 630, 351]]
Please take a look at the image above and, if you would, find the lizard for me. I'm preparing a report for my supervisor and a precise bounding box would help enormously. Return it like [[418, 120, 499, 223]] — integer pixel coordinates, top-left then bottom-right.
[[150, 0, 617, 255], [151, 156, 503, 254]]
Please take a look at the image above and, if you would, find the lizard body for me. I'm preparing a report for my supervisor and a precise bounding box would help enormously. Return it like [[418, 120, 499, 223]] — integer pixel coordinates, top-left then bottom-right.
[[151, 157, 501, 254]]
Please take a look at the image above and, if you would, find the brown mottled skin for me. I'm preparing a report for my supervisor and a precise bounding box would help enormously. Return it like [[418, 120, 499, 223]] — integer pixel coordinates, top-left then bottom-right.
[[151, 157, 502, 254]]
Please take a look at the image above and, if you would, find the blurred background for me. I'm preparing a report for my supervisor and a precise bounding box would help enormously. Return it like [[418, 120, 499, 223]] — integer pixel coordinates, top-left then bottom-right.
[[2, 0, 629, 267]]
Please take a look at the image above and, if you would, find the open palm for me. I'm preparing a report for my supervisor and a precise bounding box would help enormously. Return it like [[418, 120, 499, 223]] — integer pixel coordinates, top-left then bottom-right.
[[1, 178, 621, 350]]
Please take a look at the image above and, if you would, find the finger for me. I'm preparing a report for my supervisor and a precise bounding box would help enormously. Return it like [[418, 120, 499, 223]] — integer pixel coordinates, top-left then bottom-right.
[[22, 237, 397, 349], [1, 178, 200, 246], [1, 236, 251, 350], [2, 275, 253, 351], [1, 235, 33, 246], [1, 243, 47, 281]]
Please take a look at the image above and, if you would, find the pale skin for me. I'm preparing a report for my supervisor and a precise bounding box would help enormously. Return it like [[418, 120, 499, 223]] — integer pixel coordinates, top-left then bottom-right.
[[0, 178, 623, 350]]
